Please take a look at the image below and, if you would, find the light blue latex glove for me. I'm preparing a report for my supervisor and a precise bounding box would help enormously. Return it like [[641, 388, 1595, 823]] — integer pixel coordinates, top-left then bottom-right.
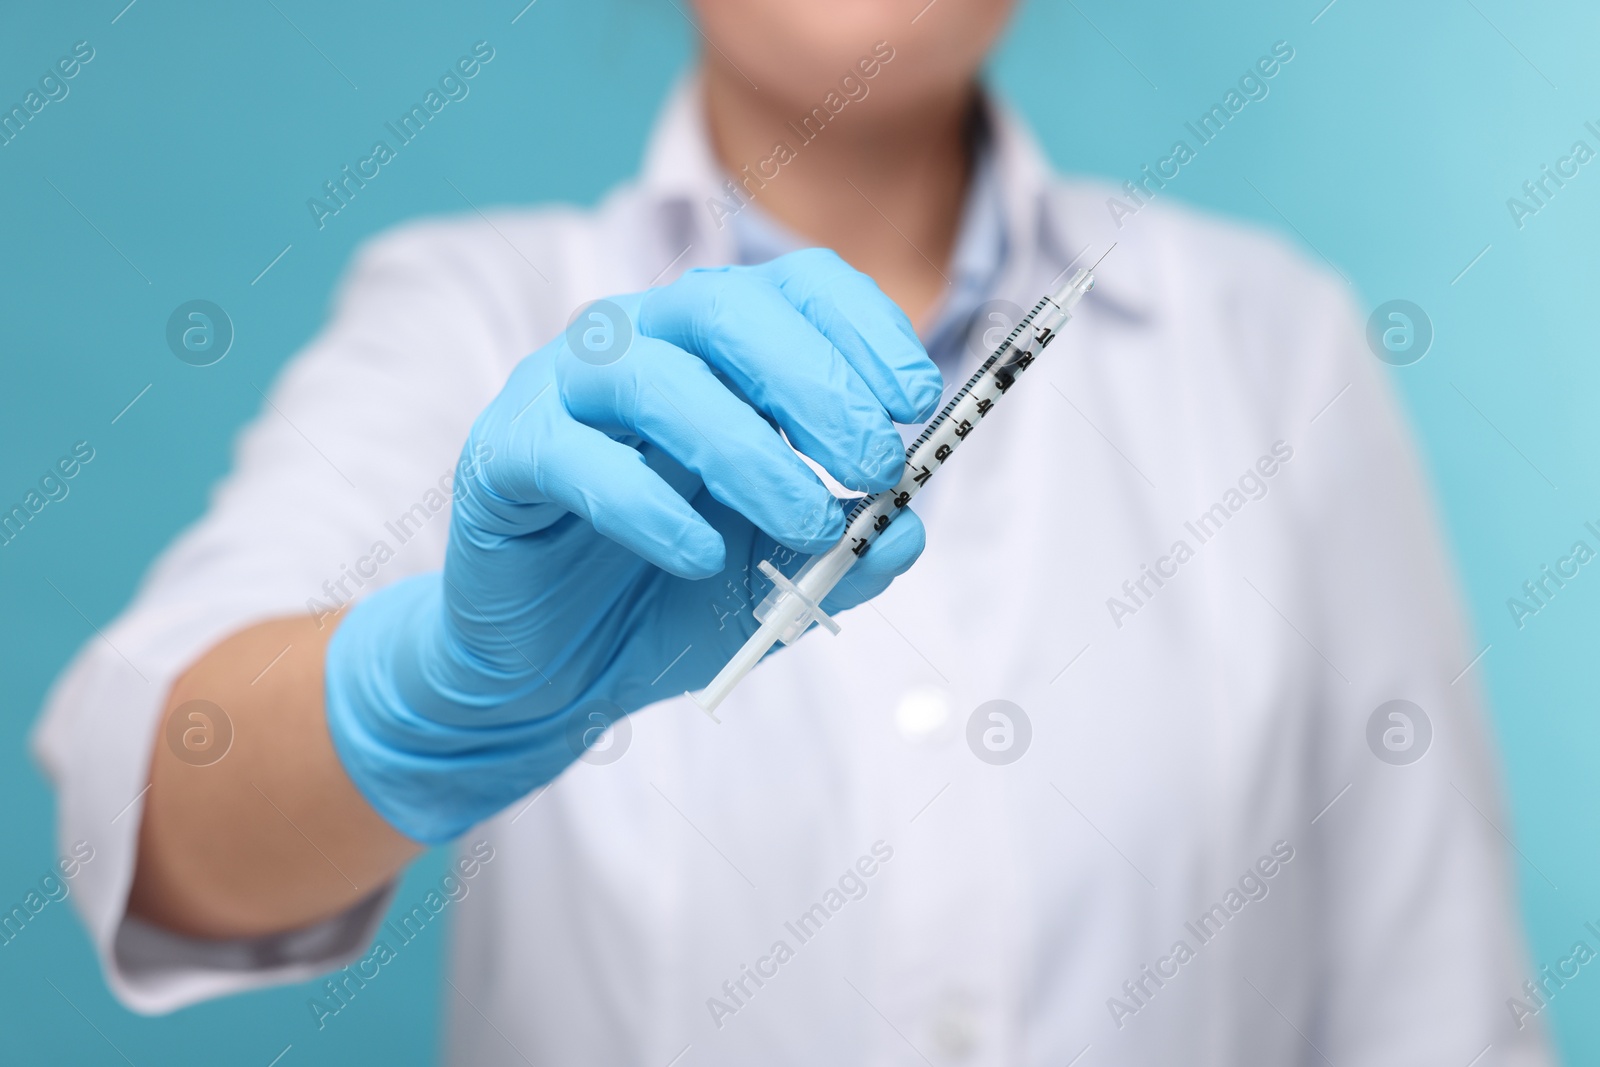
[[325, 249, 944, 843]]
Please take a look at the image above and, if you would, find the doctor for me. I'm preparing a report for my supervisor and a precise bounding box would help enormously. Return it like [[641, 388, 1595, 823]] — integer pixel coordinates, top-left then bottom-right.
[[37, 1, 1550, 1064]]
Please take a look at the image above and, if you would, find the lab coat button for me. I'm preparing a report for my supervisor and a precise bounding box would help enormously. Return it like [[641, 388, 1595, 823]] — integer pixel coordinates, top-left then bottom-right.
[[895, 686, 952, 744], [928, 991, 980, 1060]]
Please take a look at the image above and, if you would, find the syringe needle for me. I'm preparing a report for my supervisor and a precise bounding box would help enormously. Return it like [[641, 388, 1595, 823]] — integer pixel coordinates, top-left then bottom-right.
[[1088, 243, 1118, 272]]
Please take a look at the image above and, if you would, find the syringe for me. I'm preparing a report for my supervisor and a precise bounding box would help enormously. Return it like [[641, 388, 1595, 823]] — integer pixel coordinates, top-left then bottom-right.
[[691, 255, 1106, 718]]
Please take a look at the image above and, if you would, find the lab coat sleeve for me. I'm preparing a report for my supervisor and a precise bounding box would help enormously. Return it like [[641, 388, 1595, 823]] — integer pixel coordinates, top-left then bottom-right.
[[1280, 279, 1553, 1065], [29, 218, 544, 1015]]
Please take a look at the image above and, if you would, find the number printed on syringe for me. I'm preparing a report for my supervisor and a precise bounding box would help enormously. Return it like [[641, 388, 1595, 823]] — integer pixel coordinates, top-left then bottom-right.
[[691, 248, 1111, 717]]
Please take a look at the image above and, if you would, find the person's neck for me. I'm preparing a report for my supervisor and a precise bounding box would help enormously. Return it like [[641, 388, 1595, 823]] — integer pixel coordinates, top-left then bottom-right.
[[701, 61, 975, 331]]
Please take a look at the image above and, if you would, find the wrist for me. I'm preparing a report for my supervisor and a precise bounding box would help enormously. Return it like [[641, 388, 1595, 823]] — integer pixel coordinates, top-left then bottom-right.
[[324, 574, 583, 843]]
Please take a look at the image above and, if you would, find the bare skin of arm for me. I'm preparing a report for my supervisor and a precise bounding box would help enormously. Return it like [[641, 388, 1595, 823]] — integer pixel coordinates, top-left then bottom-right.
[[126, 6, 1010, 939], [128, 615, 421, 940]]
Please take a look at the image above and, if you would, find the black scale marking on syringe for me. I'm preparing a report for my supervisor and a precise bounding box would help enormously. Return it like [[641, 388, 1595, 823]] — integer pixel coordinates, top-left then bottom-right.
[[842, 293, 1059, 533], [691, 254, 1108, 716]]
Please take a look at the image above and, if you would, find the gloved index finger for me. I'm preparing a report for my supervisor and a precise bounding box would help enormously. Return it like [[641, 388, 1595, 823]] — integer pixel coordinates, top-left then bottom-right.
[[639, 270, 910, 495], [755, 248, 944, 425]]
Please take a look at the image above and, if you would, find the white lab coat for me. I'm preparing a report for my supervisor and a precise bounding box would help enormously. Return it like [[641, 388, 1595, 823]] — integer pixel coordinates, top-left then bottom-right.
[[34, 79, 1552, 1066]]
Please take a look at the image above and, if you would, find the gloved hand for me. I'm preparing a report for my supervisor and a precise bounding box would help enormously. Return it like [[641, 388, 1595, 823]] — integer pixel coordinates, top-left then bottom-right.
[[325, 249, 944, 843]]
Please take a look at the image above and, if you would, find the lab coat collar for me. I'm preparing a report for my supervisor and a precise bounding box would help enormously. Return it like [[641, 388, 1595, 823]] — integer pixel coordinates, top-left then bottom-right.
[[636, 73, 1150, 319], [981, 92, 1152, 322]]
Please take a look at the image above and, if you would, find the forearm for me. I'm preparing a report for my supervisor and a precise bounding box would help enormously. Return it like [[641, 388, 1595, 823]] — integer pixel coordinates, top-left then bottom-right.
[[128, 614, 421, 940], [125, 249, 937, 935]]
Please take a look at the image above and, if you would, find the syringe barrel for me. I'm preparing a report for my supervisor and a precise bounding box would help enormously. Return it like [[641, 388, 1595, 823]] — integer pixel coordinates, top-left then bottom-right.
[[753, 278, 1083, 641]]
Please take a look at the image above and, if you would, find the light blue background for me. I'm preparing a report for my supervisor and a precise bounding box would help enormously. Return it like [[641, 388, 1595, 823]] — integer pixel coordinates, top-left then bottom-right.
[[2, 0, 1596, 1061]]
